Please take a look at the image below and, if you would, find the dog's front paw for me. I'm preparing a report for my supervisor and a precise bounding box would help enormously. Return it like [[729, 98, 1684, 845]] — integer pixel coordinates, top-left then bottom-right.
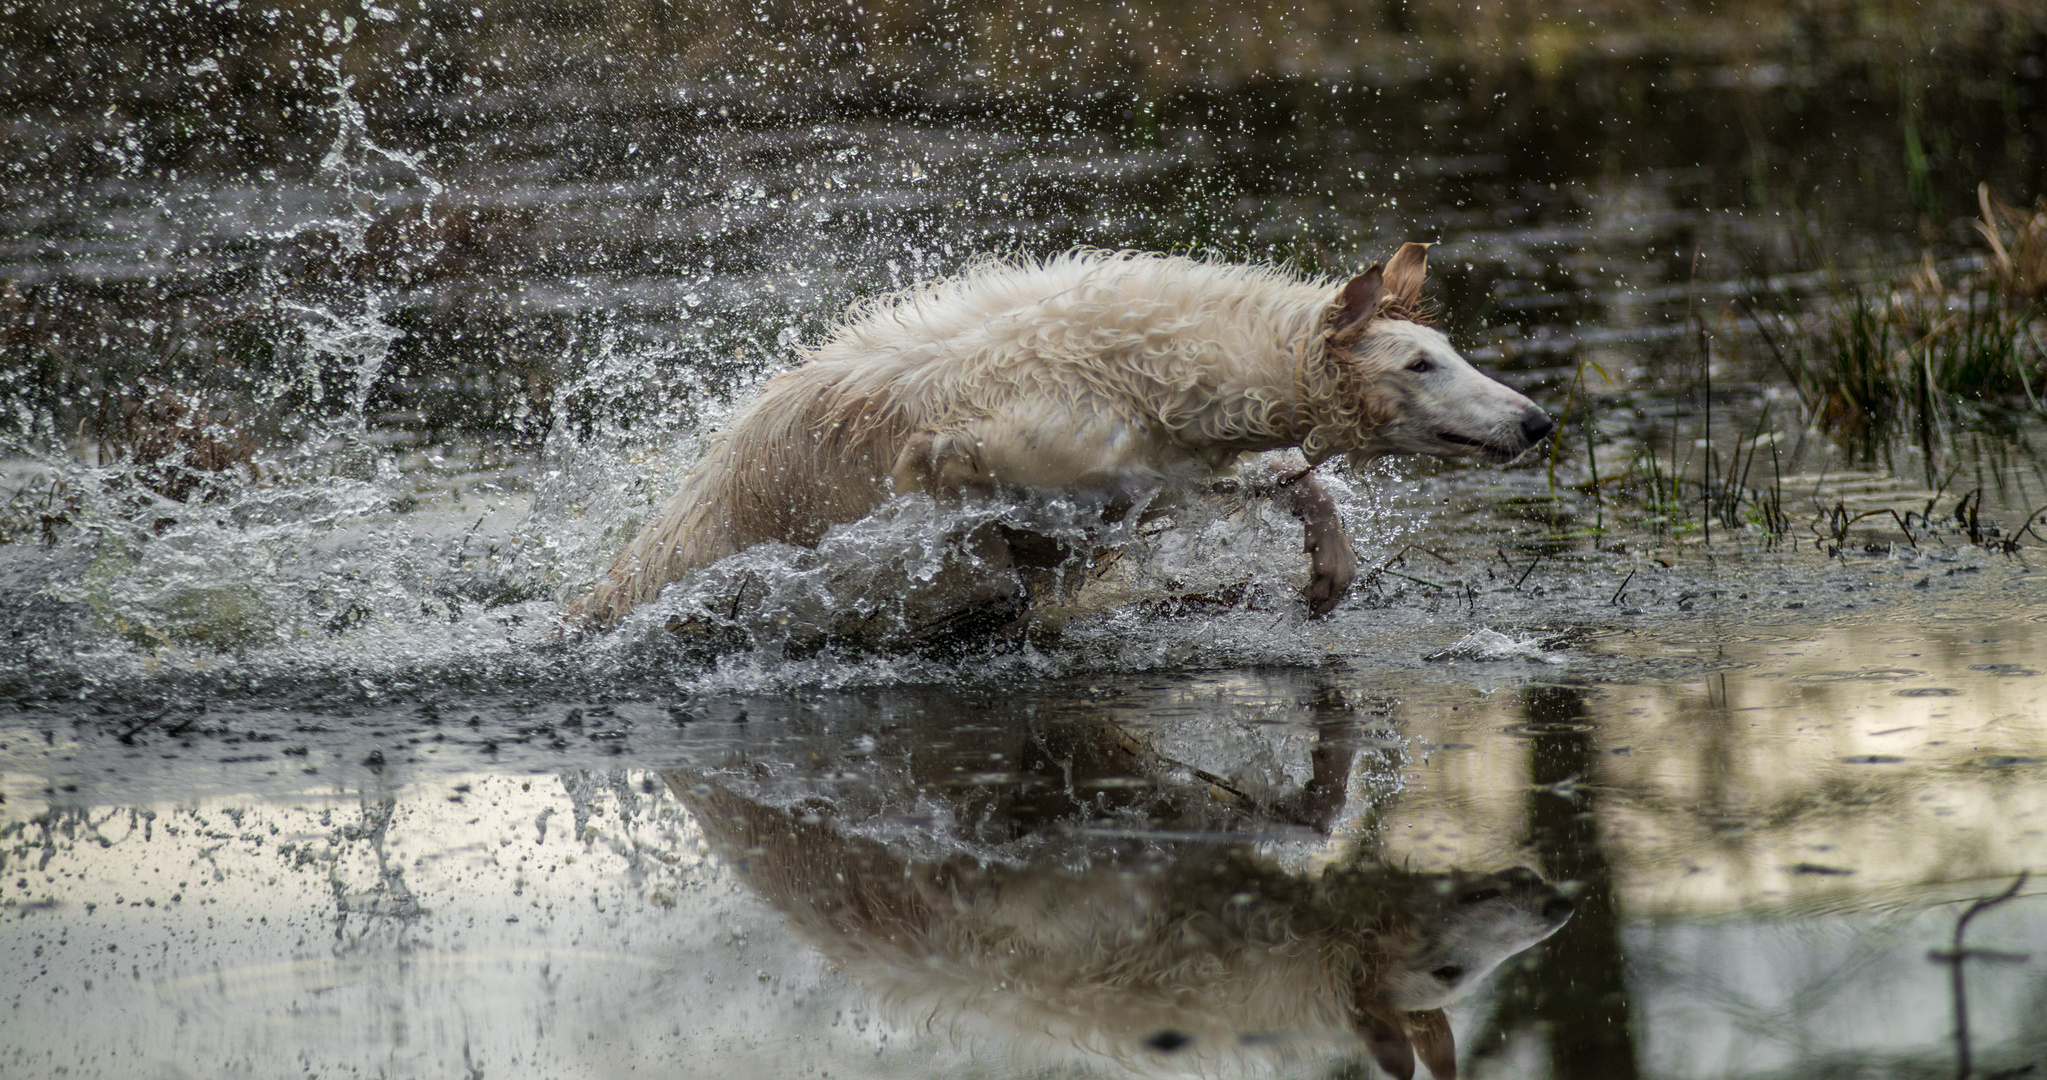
[[1302, 526, 1357, 618]]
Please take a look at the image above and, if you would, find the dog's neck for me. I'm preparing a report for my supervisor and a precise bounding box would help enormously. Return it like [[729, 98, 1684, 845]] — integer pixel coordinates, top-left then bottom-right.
[[1291, 320, 1364, 466], [1156, 298, 1394, 470]]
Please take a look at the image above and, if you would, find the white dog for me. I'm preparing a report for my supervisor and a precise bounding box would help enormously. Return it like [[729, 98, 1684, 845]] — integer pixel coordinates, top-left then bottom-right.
[[569, 245, 1550, 630]]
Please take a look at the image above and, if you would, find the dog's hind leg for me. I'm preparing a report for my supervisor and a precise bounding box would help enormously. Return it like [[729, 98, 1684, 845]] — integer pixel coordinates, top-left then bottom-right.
[[885, 431, 1031, 651], [890, 430, 993, 501]]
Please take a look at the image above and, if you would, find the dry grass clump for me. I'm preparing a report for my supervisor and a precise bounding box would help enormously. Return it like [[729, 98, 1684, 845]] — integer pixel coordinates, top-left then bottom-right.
[[0, 385, 255, 547], [1791, 184, 2047, 450], [87, 385, 259, 504], [0, 473, 73, 546], [1976, 183, 2047, 306]]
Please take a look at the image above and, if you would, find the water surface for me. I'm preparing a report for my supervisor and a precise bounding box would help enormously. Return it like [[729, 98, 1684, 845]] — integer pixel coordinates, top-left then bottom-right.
[[5, 10, 2047, 1077]]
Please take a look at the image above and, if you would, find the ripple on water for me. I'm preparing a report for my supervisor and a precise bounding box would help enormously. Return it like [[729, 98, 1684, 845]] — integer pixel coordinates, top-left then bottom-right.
[[1500, 719, 1600, 737], [1791, 668, 1928, 683], [1969, 663, 2040, 676]]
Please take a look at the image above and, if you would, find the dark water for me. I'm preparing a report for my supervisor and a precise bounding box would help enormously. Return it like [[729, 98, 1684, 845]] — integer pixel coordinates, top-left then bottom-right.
[[5, 9, 2047, 1078]]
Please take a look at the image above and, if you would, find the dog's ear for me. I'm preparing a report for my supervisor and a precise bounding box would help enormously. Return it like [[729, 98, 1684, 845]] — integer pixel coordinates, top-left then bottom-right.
[[1355, 1003, 1416, 1080], [1407, 1009, 1457, 1080], [1329, 263, 1385, 346], [1382, 242, 1432, 312]]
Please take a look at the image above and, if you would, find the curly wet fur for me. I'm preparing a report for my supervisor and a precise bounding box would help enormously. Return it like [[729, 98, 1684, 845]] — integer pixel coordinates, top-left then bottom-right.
[[569, 248, 1544, 629]]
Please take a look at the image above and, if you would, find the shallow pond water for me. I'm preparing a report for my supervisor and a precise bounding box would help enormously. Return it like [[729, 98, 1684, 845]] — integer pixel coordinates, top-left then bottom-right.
[[7, 494, 2046, 1077], [5, 565, 2045, 1078], [6, 8, 2047, 1078]]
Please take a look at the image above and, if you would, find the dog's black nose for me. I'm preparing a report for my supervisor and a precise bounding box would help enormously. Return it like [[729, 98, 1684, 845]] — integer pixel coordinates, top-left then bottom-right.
[[1541, 892, 1576, 922], [1521, 410, 1555, 444]]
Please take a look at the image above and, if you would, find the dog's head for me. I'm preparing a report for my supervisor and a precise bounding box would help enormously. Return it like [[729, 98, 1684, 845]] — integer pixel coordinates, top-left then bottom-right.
[[1332, 863, 1576, 1079], [1302, 244, 1553, 467]]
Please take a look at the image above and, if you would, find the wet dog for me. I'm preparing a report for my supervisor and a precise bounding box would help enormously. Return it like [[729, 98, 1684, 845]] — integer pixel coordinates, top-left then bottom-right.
[[571, 245, 1551, 630]]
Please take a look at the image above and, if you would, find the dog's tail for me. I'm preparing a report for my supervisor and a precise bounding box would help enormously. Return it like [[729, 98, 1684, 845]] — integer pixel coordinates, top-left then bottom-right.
[[561, 366, 916, 631]]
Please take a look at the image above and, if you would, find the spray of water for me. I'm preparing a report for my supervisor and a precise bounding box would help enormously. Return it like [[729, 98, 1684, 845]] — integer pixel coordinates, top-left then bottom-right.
[[0, 50, 1447, 708]]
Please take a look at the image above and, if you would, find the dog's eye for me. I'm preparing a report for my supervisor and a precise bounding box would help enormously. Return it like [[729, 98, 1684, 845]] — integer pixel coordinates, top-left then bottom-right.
[[1460, 887, 1504, 904], [1406, 359, 1435, 374], [1431, 965, 1465, 983]]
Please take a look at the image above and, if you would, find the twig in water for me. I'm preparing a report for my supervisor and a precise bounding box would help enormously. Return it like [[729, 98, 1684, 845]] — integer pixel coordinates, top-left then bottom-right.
[[1767, 433, 1788, 540], [1955, 488, 1986, 546], [1688, 248, 1710, 546], [1515, 553, 1544, 590], [1812, 505, 1920, 554], [1728, 402, 1773, 528], [1928, 873, 2032, 1080], [1610, 567, 1636, 606], [1365, 548, 1443, 591], [116, 709, 173, 745], [2015, 502, 2047, 547], [1374, 568, 1445, 590], [451, 513, 488, 567], [1389, 543, 1457, 568], [1734, 295, 1812, 412], [1923, 466, 1962, 524]]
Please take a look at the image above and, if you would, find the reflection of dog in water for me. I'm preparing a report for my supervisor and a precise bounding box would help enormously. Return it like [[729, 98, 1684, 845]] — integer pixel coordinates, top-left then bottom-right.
[[663, 713, 1572, 1078], [569, 246, 1551, 637]]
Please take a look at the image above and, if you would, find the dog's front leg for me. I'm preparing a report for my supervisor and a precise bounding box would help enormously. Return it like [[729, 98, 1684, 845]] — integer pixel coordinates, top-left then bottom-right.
[[1238, 469, 1355, 618], [1227, 462, 1356, 617], [1284, 687, 1365, 831], [1289, 473, 1357, 617]]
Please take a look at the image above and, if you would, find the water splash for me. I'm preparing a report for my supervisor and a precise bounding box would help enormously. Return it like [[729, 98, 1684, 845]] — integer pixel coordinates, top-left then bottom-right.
[[3, 41, 1472, 708], [1424, 627, 1564, 664]]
